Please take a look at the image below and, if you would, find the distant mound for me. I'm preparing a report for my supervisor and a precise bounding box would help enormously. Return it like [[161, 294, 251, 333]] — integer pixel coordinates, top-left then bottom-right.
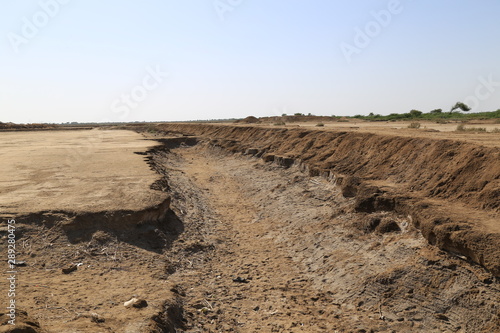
[[235, 116, 260, 124]]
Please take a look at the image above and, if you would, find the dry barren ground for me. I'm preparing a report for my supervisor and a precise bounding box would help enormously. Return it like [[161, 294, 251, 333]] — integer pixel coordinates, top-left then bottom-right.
[[248, 119, 500, 148], [0, 129, 166, 213], [0, 126, 499, 332]]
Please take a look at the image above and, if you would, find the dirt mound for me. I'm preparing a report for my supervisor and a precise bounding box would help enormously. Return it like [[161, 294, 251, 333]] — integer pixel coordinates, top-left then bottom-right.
[[235, 116, 260, 124], [150, 123, 500, 276]]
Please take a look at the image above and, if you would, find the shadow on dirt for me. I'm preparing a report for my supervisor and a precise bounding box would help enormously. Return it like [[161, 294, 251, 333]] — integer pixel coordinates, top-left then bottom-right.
[[16, 198, 184, 254]]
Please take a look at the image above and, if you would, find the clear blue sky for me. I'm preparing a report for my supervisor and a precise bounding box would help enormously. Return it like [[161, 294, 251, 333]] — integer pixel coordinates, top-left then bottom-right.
[[1, 0, 500, 123]]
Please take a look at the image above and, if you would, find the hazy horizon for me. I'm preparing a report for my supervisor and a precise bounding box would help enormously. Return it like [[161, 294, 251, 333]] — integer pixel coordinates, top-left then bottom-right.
[[2, 1, 500, 123]]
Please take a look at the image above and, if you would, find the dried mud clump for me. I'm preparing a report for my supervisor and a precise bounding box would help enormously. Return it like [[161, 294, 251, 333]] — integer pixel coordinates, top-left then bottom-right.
[[354, 215, 401, 234], [148, 300, 187, 333], [352, 185, 396, 214], [339, 176, 361, 198], [0, 309, 44, 333]]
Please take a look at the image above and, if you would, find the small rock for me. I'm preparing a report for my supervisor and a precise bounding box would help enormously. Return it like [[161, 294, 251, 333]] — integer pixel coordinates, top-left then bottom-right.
[[62, 264, 78, 274], [232, 277, 249, 283], [12, 260, 27, 267], [91, 312, 105, 323], [124, 298, 148, 308]]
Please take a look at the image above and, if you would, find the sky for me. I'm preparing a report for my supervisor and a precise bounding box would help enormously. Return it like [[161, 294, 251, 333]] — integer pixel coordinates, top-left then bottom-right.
[[1, 0, 500, 123]]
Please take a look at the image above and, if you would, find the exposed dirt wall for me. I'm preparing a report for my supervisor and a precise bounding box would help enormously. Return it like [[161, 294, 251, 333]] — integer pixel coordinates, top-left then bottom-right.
[[151, 124, 500, 276], [154, 124, 499, 212]]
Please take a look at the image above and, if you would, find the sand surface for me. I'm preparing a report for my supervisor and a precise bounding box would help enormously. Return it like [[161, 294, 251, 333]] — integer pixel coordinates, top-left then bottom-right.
[[0, 129, 165, 214]]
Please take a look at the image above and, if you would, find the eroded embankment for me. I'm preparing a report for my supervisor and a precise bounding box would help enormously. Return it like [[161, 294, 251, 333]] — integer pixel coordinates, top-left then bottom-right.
[[15, 196, 174, 250], [150, 140, 500, 332], [1, 196, 188, 333], [149, 123, 500, 277], [0, 141, 190, 333]]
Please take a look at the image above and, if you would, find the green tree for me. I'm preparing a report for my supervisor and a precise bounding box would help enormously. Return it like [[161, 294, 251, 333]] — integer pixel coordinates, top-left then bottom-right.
[[450, 102, 471, 114], [410, 109, 423, 117]]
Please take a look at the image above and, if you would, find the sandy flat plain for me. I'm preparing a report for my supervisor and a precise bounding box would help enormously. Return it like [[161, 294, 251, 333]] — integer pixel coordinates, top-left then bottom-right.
[[0, 129, 166, 214]]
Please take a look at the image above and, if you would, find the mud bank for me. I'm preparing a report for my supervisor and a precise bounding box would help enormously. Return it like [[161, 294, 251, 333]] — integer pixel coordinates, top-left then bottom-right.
[[146, 124, 500, 277]]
